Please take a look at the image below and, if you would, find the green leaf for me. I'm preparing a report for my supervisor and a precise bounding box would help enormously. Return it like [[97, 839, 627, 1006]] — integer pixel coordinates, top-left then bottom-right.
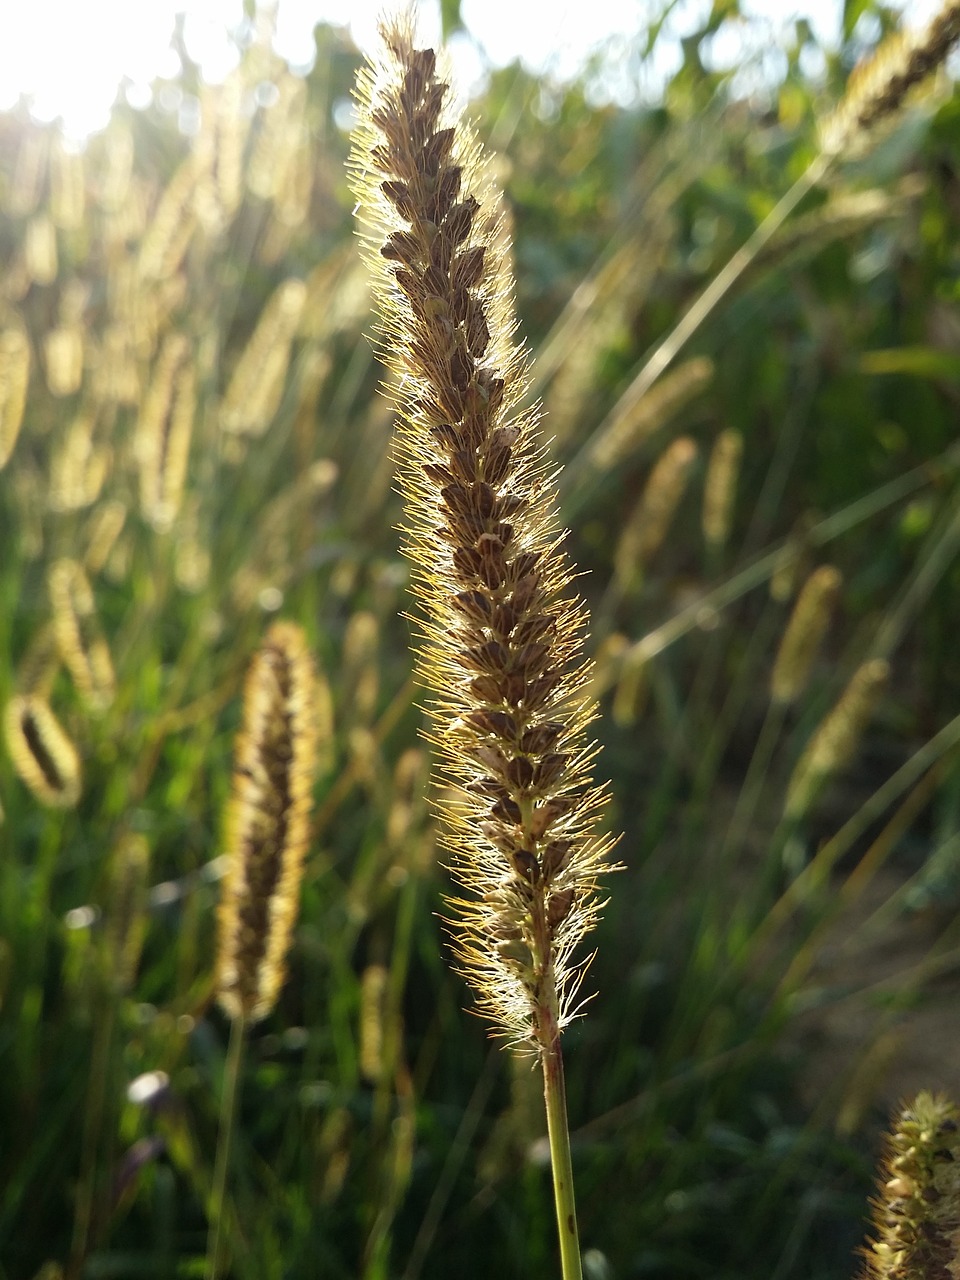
[[859, 347, 960, 380]]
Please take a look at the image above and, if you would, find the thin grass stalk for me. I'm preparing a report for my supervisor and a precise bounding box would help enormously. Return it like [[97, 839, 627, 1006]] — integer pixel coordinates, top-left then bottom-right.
[[207, 1012, 246, 1280], [541, 1020, 582, 1280], [66, 997, 115, 1280]]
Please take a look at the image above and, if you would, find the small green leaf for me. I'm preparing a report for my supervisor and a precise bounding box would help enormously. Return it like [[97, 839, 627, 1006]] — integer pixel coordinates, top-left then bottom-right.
[[859, 347, 960, 380]]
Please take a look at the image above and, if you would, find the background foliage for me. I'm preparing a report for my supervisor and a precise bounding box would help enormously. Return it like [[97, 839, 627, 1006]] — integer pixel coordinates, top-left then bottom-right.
[[1, 2, 960, 1276]]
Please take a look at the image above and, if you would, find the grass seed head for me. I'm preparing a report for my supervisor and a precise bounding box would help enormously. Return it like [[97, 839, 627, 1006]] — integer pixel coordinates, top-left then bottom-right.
[[4, 694, 82, 809], [702, 428, 743, 552], [822, 1, 960, 156], [785, 657, 890, 820], [860, 1091, 960, 1279], [350, 13, 617, 1048], [770, 564, 842, 706], [0, 320, 31, 471], [217, 621, 318, 1023], [48, 558, 116, 712]]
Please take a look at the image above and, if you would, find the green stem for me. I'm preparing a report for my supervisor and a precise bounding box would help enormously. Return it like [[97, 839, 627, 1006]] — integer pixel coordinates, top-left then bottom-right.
[[68, 995, 116, 1279], [539, 1013, 581, 1280], [207, 1012, 247, 1280]]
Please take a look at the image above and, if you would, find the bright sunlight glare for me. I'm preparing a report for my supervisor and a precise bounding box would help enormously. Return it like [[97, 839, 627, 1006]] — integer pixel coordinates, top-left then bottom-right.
[[0, 0, 942, 141]]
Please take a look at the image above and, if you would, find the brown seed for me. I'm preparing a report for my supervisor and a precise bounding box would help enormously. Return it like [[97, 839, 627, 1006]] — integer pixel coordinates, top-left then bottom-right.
[[547, 889, 575, 928], [512, 849, 540, 882]]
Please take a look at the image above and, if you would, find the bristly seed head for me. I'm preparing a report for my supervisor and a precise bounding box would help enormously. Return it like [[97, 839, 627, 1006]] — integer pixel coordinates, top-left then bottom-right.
[[859, 1091, 960, 1279], [349, 14, 617, 1049], [216, 621, 318, 1024]]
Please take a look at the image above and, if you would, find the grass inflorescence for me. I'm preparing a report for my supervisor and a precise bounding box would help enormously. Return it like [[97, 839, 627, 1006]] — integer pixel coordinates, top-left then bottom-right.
[[349, 18, 617, 1052]]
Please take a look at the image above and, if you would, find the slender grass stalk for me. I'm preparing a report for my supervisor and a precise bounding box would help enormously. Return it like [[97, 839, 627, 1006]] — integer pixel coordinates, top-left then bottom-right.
[[66, 997, 115, 1280], [207, 1012, 247, 1280], [539, 1010, 582, 1280], [350, 15, 616, 1275]]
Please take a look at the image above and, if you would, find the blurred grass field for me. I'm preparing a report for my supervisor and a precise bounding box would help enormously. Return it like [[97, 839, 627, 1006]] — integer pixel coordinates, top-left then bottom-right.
[[2, 3, 960, 1277]]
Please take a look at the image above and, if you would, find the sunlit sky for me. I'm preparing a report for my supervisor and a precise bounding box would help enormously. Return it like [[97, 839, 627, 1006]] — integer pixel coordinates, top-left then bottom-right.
[[0, 0, 943, 140]]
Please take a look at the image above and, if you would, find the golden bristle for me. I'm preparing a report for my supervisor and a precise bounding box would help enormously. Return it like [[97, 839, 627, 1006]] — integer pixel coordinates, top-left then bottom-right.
[[586, 357, 714, 473], [784, 658, 890, 820], [770, 565, 843, 706], [859, 1092, 960, 1279], [3, 694, 82, 809], [822, 1, 960, 155], [614, 436, 699, 590], [216, 621, 318, 1023], [350, 18, 617, 1047], [0, 320, 31, 471], [220, 278, 305, 437], [48, 558, 116, 712], [702, 428, 743, 552]]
